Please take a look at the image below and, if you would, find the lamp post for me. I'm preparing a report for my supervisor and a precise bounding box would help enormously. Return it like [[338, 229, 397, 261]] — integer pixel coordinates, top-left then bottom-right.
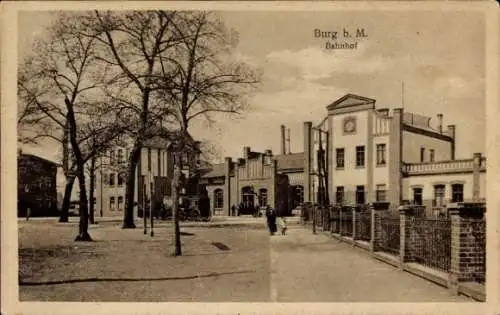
[[150, 172, 154, 237], [143, 180, 147, 235], [25, 184, 31, 221]]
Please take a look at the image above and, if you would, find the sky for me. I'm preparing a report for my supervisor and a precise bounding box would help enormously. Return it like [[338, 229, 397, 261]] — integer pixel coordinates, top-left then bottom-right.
[[18, 10, 486, 167]]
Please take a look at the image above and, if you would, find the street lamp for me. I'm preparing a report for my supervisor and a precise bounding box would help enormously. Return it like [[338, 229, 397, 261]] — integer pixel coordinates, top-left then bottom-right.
[[24, 184, 31, 221]]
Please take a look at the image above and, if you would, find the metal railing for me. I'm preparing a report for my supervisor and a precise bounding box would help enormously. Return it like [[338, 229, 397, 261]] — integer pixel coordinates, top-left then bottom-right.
[[408, 218, 452, 272], [340, 211, 353, 237], [356, 212, 371, 241], [379, 213, 400, 255]]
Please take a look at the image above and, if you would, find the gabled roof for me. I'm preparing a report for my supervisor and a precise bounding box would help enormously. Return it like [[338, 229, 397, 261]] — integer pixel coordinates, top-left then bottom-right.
[[275, 153, 305, 171], [326, 94, 376, 111]]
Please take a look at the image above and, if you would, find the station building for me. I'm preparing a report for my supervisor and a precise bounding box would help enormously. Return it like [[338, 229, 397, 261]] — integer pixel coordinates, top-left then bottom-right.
[[201, 93, 486, 217], [91, 131, 201, 218]]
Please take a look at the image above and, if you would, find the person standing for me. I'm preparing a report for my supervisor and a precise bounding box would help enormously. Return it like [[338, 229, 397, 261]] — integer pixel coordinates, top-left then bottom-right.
[[277, 216, 287, 235], [265, 206, 277, 235]]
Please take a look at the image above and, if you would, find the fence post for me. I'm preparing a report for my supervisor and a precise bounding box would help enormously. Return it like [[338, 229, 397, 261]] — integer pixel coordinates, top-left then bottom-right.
[[352, 206, 358, 240], [370, 204, 377, 253], [448, 202, 486, 294], [399, 205, 413, 270], [339, 207, 344, 236]]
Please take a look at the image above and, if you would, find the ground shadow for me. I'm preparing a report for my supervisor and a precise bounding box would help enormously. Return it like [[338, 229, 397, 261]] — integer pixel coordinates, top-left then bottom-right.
[[19, 270, 255, 286], [211, 242, 231, 250]]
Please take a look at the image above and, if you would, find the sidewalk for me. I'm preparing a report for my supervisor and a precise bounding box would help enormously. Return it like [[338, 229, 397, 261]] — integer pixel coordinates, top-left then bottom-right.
[[269, 226, 473, 302]]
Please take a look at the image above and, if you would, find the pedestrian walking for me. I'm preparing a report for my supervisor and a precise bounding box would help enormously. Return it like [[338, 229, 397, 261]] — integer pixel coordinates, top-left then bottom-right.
[[277, 216, 287, 235], [265, 206, 277, 235]]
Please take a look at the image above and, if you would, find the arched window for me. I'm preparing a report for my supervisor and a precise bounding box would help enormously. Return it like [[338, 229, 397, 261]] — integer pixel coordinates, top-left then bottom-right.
[[258, 188, 268, 207], [117, 173, 125, 186], [109, 173, 115, 186], [109, 197, 115, 211], [117, 196, 123, 211], [214, 189, 224, 209], [110, 150, 116, 165]]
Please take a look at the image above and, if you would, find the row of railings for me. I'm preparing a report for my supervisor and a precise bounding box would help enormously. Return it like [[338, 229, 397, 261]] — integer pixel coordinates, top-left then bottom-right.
[[301, 202, 486, 301]]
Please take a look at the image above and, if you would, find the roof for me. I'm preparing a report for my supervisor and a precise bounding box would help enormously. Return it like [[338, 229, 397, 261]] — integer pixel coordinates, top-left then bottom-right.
[[142, 126, 200, 152], [200, 163, 225, 178], [18, 153, 58, 166], [275, 153, 305, 171], [326, 94, 376, 111]]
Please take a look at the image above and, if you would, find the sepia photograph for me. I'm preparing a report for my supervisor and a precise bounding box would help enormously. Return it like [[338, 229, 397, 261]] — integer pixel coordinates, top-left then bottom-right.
[[2, 1, 499, 314]]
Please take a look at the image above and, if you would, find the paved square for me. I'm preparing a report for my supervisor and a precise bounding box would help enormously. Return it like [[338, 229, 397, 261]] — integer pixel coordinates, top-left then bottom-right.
[[18, 219, 474, 302]]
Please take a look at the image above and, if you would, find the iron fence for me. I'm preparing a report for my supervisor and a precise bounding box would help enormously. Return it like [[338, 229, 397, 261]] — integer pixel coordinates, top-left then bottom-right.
[[379, 214, 400, 255], [331, 209, 340, 233], [409, 218, 451, 272], [463, 218, 486, 283], [340, 211, 353, 237], [356, 212, 371, 241]]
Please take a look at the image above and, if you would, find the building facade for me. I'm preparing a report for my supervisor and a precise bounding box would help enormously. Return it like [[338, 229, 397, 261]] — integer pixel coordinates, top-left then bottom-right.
[[94, 134, 201, 218], [199, 146, 305, 217], [201, 93, 486, 217], [305, 94, 486, 215], [18, 151, 58, 217]]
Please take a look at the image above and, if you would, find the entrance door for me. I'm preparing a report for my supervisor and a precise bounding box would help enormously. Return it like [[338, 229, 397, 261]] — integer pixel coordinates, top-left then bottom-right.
[[241, 186, 255, 214], [290, 185, 304, 210]]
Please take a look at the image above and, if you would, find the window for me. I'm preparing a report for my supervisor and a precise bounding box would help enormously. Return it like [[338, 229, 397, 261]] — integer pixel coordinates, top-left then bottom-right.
[[336, 148, 345, 168], [413, 187, 423, 205], [429, 149, 435, 162], [376, 144, 386, 166], [356, 185, 365, 205], [420, 147, 425, 163], [147, 148, 152, 171], [214, 189, 224, 209], [109, 173, 115, 186], [356, 146, 365, 167], [117, 196, 123, 211], [451, 184, 464, 202], [259, 188, 268, 207], [103, 173, 109, 186], [434, 184, 445, 207], [109, 197, 115, 211], [117, 149, 124, 164], [117, 173, 125, 186], [335, 186, 344, 204], [376, 184, 387, 201]]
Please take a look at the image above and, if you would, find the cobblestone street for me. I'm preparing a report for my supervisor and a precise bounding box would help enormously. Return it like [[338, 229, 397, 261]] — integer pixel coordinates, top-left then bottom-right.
[[18, 219, 473, 302]]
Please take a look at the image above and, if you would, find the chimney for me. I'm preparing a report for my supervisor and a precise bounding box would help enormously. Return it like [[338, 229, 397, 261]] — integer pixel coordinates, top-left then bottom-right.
[[447, 125, 456, 160], [437, 114, 443, 133], [280, 125, 286, 155], [287, 128, 291, 154]]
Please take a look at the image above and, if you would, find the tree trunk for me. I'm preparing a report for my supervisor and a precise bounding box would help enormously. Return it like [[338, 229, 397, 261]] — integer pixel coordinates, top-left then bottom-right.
[[171, 164, 182, 256], [75, 165, 92, 241], [123, 143, 141, 229], [59, 174, 75, 222], [88, 156, 96, 224]]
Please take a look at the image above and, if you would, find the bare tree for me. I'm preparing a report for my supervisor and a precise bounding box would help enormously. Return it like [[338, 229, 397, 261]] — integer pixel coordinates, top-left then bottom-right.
[[18, 13, 120, 241], [81, 10, 187, 229], [156, 11, 261, 255]]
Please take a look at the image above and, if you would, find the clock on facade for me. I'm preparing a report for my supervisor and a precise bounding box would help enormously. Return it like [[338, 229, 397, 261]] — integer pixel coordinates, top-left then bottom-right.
[[343, 117, 356, 133]]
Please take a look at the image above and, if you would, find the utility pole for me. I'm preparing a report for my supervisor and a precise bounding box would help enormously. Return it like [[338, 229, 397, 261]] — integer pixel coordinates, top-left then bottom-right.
[[150, 172, 154, 237]]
